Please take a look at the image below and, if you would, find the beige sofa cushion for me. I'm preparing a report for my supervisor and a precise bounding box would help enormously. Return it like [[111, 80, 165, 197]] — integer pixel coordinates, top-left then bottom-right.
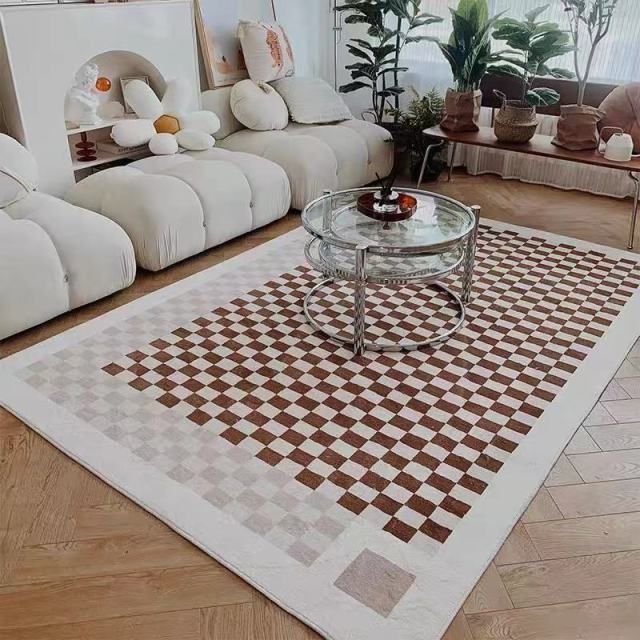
[[231, 80, 289, 131], [238, 21, 295, 83], [66, 151, 291, 271], [219, 119, 393, 210], [272, 77, 352, 124], [0, 134, 38, 207], [202, 87, 243, 140]]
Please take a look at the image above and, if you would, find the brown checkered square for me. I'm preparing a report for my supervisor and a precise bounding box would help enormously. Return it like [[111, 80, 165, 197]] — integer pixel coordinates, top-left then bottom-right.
[[104, 226, 640, 544]]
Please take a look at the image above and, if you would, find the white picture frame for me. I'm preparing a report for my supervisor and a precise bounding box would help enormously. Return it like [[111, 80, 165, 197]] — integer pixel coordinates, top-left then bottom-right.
[[195, 0, 276, 89]]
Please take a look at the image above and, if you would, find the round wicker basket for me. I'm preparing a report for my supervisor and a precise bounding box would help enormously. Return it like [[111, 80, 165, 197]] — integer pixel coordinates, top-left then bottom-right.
[[494, 100, 538, 144]]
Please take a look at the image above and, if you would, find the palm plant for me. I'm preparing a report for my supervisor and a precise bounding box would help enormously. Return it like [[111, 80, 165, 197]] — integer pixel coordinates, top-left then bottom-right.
[[438, 0, 504, 93], [560, 0, 619, 105], [336, 0, 442, 123], [490, 5, 574, 106]]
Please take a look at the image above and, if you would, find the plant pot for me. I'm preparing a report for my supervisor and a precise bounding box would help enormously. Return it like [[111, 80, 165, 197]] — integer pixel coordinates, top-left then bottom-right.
[[552, 105, 605, 151], [494, 100, 538, 144], [441, 89, 482, 132], [380, 122, 411, 152]]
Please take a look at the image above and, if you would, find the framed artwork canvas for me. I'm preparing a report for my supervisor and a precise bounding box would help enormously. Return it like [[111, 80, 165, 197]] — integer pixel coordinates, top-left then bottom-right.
[[195, 0, 275, 88]]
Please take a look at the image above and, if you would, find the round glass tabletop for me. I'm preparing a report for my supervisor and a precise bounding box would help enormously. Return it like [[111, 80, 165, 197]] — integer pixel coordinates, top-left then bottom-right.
[[302, 188, 476, 254]]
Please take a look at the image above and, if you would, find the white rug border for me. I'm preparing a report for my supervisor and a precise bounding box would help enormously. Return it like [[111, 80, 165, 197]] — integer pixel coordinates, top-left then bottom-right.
[[1, 218, 639, 640]]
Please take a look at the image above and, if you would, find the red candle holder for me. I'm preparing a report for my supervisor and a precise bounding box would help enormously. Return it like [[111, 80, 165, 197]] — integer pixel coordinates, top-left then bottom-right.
[[75, 132, 97, 162]]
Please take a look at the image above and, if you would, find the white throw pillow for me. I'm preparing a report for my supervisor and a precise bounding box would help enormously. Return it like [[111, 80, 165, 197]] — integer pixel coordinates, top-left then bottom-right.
[[0, 134, 38, 208], [271, 77, 352, 124], [230, 80, 289, 131], [238, 21, 295, 83]]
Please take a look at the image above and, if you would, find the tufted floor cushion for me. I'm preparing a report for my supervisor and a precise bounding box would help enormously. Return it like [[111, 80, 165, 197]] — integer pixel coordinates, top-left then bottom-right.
[[66, 150, 291, 272], [0, 193, 135, 340], [218, 119, 394, 210]]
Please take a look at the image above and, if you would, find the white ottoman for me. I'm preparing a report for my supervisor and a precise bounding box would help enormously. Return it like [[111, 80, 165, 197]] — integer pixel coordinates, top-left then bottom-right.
[[66, 149, 291, 271]]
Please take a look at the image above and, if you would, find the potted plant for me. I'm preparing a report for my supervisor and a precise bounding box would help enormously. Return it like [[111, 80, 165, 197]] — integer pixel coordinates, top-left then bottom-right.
[[490, 4, 574, 143], [387, 87, 447, 180], [552, 0, 619, 150], [438, 0, 503, 132], [336, 0, 442, 126]]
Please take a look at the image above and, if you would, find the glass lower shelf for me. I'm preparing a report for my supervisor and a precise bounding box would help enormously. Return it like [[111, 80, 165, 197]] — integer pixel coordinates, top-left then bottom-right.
[[305, 237, 464, 284]]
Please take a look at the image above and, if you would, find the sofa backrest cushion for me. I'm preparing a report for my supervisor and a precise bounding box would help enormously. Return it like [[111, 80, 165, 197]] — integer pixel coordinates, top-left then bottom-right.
[[272, 77, 352, 125], [0, 134, 38, 207], [230, 80, 289, 131], [201, 87, 244, 140], [599, 83, 640, 152], [238, 21, 295, 83]]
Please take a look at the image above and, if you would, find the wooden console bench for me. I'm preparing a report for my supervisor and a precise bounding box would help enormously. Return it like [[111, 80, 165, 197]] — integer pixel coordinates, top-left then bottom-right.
[[418, 125, 640, 250]]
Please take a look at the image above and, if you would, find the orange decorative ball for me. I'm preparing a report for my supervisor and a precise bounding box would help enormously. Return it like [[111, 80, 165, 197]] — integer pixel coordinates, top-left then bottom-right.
[[95, 76, 112, 92]]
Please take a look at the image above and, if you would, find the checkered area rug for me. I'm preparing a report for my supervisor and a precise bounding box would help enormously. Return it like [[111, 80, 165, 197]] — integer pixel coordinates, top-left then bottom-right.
[[102, 226, 640, 546], [6, 223, 639, 639]]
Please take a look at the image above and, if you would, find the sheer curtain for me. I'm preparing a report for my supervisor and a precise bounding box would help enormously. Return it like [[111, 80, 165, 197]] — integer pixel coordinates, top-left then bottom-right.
[[397, 0, 640, 197]]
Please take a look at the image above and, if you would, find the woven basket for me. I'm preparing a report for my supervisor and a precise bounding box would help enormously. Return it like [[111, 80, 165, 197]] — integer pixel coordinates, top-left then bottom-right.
[[494, 100, 538, 144]]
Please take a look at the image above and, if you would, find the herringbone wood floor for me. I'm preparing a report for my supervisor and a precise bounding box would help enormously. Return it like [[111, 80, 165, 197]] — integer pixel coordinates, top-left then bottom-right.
[[2, 173, 640, 639]]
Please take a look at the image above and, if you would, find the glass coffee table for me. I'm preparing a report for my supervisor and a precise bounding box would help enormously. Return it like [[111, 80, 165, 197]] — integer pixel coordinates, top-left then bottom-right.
[[301, 188, 480, 355]]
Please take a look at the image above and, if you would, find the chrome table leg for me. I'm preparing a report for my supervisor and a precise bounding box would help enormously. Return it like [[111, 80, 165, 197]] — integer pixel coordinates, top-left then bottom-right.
[[448, 142, 458, 182], [416, 141, 445, 189], [353, 245, 367, 355], [628, 172, 639, 250], [461, 205, 481, 304]]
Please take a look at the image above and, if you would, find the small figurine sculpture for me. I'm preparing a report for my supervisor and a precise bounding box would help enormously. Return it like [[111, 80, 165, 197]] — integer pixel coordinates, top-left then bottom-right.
[[65, 63, 101, 127]]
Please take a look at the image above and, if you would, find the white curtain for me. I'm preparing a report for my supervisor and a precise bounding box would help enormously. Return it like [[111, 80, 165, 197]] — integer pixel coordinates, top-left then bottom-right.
[[396, 0, 640, 198]]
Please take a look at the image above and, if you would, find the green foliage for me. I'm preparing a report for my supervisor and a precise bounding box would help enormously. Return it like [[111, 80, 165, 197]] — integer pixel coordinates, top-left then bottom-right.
[[491, 4, 574, 106], [559, 0, 619, 105], [337, 0, 442, 123], [437, 0, 504, 93], [388, 87, 445, 132], [387, 88, 447, 178]]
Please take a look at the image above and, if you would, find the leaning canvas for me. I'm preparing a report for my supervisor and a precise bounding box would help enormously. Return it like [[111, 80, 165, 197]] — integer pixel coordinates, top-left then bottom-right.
[[195, 0, 251, 87]]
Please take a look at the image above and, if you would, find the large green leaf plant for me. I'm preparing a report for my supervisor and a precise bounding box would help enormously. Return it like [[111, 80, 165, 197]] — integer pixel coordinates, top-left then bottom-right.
[[337, 0, 442, 123], [438, 0, 504, 93], [491, 4, 574, 106]]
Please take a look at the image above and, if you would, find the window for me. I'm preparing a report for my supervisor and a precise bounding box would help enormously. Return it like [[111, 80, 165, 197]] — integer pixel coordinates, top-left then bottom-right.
[[401, 0, 640, 91]]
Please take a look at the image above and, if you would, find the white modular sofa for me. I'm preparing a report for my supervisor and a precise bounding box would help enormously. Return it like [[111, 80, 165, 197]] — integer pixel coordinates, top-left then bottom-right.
[[0, 135, 135, 340], [66, 149, 291, 272], [202, 87, 395, 210]]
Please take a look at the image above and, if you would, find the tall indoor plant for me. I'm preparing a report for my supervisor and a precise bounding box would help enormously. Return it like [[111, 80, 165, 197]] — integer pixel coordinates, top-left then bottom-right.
[[490, 4, 574, 143], [552, 0, 619, 150], [336, 0, 442, 124], [438, 0, 503, 132]]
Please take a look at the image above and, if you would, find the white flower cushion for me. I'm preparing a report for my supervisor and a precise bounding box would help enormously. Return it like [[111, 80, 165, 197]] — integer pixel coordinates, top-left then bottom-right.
[[272, 77, 352, 125], [66, 151, 291, 271], [149, 133, 179, 155], [231, 80, 289, 131], [218, 119, 393, 210], [238, 21, 295, 83]]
